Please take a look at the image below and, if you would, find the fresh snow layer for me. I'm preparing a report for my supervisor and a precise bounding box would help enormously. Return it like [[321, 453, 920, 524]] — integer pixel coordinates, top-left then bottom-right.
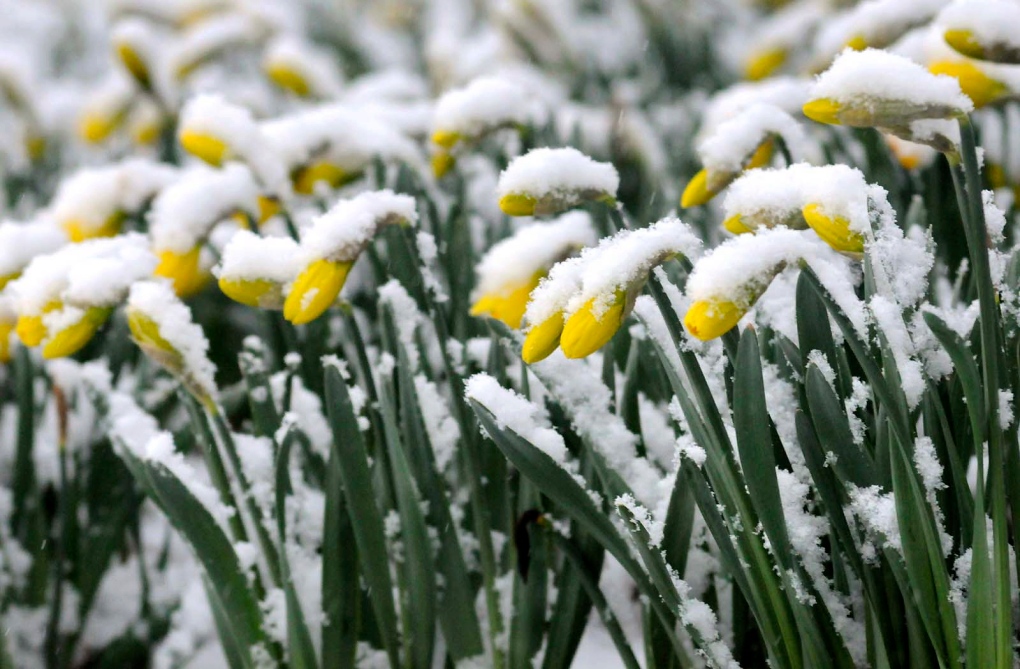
[[497, 147, 619, 200], [299, 189, 417, 263]]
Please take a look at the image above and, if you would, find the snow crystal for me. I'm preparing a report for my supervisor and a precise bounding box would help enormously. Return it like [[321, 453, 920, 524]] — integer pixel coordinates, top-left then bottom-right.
[[497, 147, 619, 200], [0, 220, 65, 280], [999, 389, 1015, 430], [414, 374, 460, 472], [214, 230, 300, 283], [848, 485, 901, 553], [434, 76, 536, 140], [813, 0, 946, 63], [697, 103, 815, 174], [937, 0, 1020, 52], [378, 279, 422, 370], [299, 190, 417, 263], [464, 373, 567, 463]]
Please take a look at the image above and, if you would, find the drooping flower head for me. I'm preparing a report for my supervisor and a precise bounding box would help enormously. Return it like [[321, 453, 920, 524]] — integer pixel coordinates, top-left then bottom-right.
[[742, 2, 826, 80], [810, 0, 945, 70], [521, 218, 702, 362], [262, 35, 344, 99], [126, 280, 218, 406], [0, 221, 67, 289], [720, 164, 813, 235], [8, 234, 156, 359], [939, 0, 1020, 64], [681, 104, 815, 208], [283, 190, 418, 325], [471, 211, 596, 329], [803, 48, 973, 128], [77, 74, 134, 144], [50, 159, 177, 242], [215, 231, 301, 309], [497, 147, 619, 217]]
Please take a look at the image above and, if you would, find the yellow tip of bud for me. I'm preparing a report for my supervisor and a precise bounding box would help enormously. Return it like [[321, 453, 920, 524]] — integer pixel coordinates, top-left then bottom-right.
[[115, 42, 151, 90], [432, 151, 455, 178], [499, 193, 537, 217], [802, 203, 865, 254], [79, 112, 118, 144], [681, 169, 715, 208], [292, 161, 356, 195], [745, 47, 787, 81], [521, 313, 564, 364], [127, 309, 181, 368], [265, 62, 312, 97], [802, 98, 842, 125], [470, 273, 543, 330], [154, 247, 209, 298], [684, 300, 745, 341], [16, 312, 48, 347], [179, 129, 229, 166], [943, 29, 985, 60], [431, 129, 461, 150], [723, 214, 753, 235], [559, 293, 626, 359], [42, 307, 112, 359], [257, 195, 282, 223], [219, 277, 280, 309], [844, 34, 868, 51], [929, 60, 1008, 109], [0, 322, 13, 364], [283, 259, 352, 325], [62, 212, 124, 243], [0, 273, 18, 291]]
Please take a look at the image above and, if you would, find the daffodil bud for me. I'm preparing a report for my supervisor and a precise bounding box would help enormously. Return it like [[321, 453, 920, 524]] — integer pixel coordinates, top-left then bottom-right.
[[471, 212, 595, 329], [928, 60, 1010, 109], [811, 0, 943, 71], [283, 190, 417, 325], [939, 1, 1020, 64], [0, 298, 15, 364], [126, 281, 218, 406], [498, 147, 619, 217], [8, 234, 156, 358], [77, 75, 134, 144], [169, 12, 270, 81], [721, 164, 814, 234], [261, 35, 344, 99], [682, 104, 813, 208], [742, 2, 825, 81], [432, 77, 535, 153], [52, 160, 177, 243], [522, 218, 701, 362], [111, 18, 161, 92], [215, 231, 300, 309], [803, 48, 974, 128], [797, 164, 873, 256]]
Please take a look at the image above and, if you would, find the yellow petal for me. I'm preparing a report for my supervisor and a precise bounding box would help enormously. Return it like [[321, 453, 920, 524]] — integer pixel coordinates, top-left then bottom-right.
[[802, 98, 841, 125], [803, 203, 865, 254], [499, 193, 537, 217], [127, 308, 185, 378], [684, 300, 745, 341], [265, 62, 311, 97], [63, 211, 124, 243], [432, 151, 455, 178], [745, 47, 787, 81], [943, 29, 985, 60], [257, 195, 282, 223], [844, 34, 868, 51], [929, 60, 1008, 109], [154, 247, 210, 298], [681, 169, 715, 208], [219, 277, 281, 309], [470, 272, 544, 329], [42, 307, 112, 359], [0, 322, 13, 363], [746, 139, 774, 169], [283, 259, 352, 325], [522, 313, 565, 364], [179, 129, 229, 166], [431, 130, 461, 149], [292, 162, 357, 195], [16, 300, 60, 347], [560, 293, 627, 359], [723, 214, 753, 235]]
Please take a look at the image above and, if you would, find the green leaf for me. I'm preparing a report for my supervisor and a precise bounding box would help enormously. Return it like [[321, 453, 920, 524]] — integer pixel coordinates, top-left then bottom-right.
[[922, 312, 985, 445], [320, 441, 358, 668], [804, 364, 877, 489], [323, 362, 401, 668]]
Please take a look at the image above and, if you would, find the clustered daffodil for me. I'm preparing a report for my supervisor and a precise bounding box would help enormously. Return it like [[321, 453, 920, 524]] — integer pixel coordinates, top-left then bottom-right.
[[497, 147, 619, 217]]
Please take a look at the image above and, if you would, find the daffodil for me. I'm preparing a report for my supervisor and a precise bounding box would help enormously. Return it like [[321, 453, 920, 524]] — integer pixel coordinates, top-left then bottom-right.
[[0, 319, 13, 363], [266, 62, 311, 97], [928, 60, 1009, 109], [497, 148, 619, 217], [471, 271, 544, 329], [939, 1, 1020, 65], [115, 41, 152, 91], [292, 161, 358, 195], [282, 259, 352, 325], [560, 291, 628, 359], [684, 300, 746, 341], [179, 129, 229, 166], [802, 203, 865, 255], [63, 211, 126, 243], [40, 306, 113, 359], [681, 140, 773, 208], [432, 151, 456, 178], [745, 47, 787, 81], [154, 246, 210, 298], [79, 108, 125, 144], [521, 313, 565, 364]]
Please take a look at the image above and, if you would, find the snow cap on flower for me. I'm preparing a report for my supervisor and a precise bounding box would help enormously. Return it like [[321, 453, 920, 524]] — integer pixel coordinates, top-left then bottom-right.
[[939, 0, 1020, 64], [798, 164, 874, 255], [0, 220, 67, 289], [497, 147, 619, 217], [682, 103, 813, 208], [742, 2, 826, 80], [471, 211, 596, 329], [263, 35, 343, 99], [522, 218, 701, 361], [169, 11, 270, 80], [721, 164, 814, 234], [684, 228, 829, 341], [283, 190, 417, 325], [126, 280, 217, 404], [928, 59, 1011, 109], [215, 230, 300, 309], [8, 234, 156, 358], [78, 74, 135, 144], [811, 0, 945, 68], [51, 159, 177, 242], [432, 76, 535, 150], [804, 48, 973, 128]]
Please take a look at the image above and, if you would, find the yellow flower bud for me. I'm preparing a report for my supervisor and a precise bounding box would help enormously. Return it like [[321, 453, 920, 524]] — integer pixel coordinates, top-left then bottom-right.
[[266, 62, 311, 97], [115, 42, 152, 90], [0, 320, 13, 363], [63, 211, 125, 243], [179, 129, 229, 166], [684, 300, 746, 341], [292, 161, 357, 195], [944, 29, 985, 60], [154, 247, 210, 298], [16, 301, 58, 347], [431, 129, 461, 150], [79, 110, 122, 144], [522, 313, 564, 364], [559, 291, 627, 359], [283, 259, 353, 325], [745, 47, 787, 81], [802, 98, 841, 125], [929, 60, 1009, 109], [844, 34, 868, 51], [803, 203, 865, 254], [432, 151, 456, 178], [723, 214, 754, 235], [682, 140, 773, 208], [499, 193, 538, 217], [470, 271, 544, 329], [41, 306, 112, 359], [681, 169, 713, 208], [219, 277, 283, 309]]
